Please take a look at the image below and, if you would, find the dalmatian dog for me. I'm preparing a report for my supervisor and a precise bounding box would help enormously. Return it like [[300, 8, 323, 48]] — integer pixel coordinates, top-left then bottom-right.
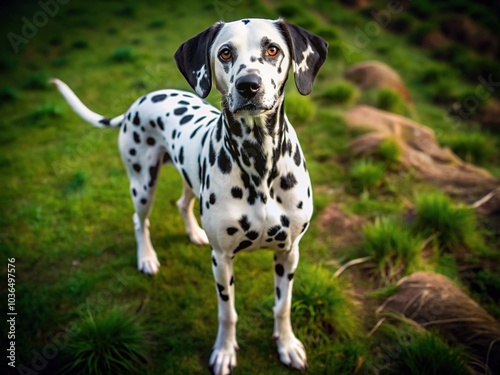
[[52, 18, 327, 374]]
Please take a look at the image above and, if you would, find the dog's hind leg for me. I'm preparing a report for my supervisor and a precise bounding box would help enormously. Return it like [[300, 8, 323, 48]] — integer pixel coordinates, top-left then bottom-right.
[[121, 138, 164, 275], [176, 181, 209, 245]]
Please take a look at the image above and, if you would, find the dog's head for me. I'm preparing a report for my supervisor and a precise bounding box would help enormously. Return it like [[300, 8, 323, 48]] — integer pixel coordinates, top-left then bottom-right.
[[174, 18, 328, 117]]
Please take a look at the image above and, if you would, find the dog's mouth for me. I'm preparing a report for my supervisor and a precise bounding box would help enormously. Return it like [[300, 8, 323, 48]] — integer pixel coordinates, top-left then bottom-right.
[[233, 102, 274, 115]]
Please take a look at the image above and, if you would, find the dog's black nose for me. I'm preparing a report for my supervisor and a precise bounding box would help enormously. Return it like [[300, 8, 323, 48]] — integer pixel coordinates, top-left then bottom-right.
[[235, 74, 262, 99]]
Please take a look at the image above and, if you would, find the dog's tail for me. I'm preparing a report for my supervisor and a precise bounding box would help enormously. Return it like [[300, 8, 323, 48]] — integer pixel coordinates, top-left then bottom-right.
[[50, 78, 124, 128]]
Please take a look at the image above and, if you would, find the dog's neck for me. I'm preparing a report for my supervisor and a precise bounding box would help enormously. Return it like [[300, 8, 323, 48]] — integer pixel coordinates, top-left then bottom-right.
[[221, 96, 289, 197]]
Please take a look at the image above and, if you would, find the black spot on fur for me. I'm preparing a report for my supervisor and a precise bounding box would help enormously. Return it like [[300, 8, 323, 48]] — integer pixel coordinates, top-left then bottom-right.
[[280, 215, 290, 228], [147, 137, 156, 146], [140, 198, 147, 205], [242, 19, 250, 25], [156, 117, 164, 130], [133, 163, 141, 173], [129, 148, 136, 156], [149, 120, 156, 128], [151, 94, 167, 103], [148, 161, 160, 188], [294, 145, 302, 166], [230, 275, 234, 286], [178, 100, 189, 105], [180, 114, 194, 125], [231, 187, 243, 199], [239, 215, 251, 231], [297, 201, 303, 209], [132, 188, 137, 197], [133, 131, 141, 144], [174, 107, 188, 116], [212, 256, 217, 267], [301, 222, 308, 233], [276, 287, 281, 300], [99, 118, 111, 126], [182, 169, 192, 188], [234, 240, 252, 253], [209, 141, 216, 166], [179, 147, 184, 164], [217, 284, 229, 301], [275, 231, 287, 241], [267, 225, 281, 236], [288, 273, 294, 281], [190, 125, 203, 139], [246, 231, 259, 240], [133, 112, 140, 125], [307, 187, 311, 197], [209, 193, 216, 205], [280, 173, 298, 190], [195, 116, 207, 124], [218, 148, 232, 174], [227, 227, 238, 235], [275, 264, 284, 277]]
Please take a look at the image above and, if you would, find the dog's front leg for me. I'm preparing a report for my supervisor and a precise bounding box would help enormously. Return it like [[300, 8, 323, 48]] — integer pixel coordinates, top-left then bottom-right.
[[273, 244, 307, 370], [210, 249, 239, 375]]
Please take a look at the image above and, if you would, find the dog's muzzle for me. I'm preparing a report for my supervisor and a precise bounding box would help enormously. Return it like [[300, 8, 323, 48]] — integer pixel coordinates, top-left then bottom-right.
[[233, 74, 272, 114]]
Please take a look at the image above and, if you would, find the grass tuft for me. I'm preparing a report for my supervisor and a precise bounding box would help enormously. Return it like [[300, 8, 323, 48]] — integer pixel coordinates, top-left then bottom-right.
[[320, 80, 359, 106], [23, 72, 51, 90], [285, 91, 317, 124], [413, 191, 480, 251], [292, 265, 361, 346], [25, 103, 64, 125], [110, 46, 137, 63], [59, 307, 149, 375], [375, 88, 410, 116], [361, 216, 422, 281], [441, 131, 494, 165], [148, 18, 166, 28], [0, 86, 20, 103], [386, 333, 471, 375], [377, 137, 402, 167], [347, 159, 385, 195]]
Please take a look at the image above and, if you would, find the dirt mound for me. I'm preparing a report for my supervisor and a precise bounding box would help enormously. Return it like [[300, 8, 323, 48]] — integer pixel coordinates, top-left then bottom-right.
[[345, 105, 499, 203], [478, 99, 500, 133], [441, 15, 498, 55], [344, 61, 412, 103], [420, 29, 450, 49], [318, 204, 366, 248], [379, 272, 500, 375]]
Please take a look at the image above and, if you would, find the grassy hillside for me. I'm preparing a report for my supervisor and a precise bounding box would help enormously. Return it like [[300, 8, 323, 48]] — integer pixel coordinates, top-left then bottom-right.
[[1, 0, 499, 374]]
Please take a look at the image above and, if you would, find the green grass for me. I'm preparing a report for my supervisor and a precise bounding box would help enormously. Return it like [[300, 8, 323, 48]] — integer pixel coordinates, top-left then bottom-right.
[[347, 159, 385, 195], [59, 307, 149, 374], [440, 131, 495, 165], [386, 333, 471, 375], [412, 191, 482, 252], [0, 0, 498, 373], [360, 217, 422, 282]]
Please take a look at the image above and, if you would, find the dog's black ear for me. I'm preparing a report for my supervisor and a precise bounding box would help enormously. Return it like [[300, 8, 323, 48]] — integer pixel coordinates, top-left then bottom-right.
[[174, 22, 223, 98], [277, 20, 328, 96]]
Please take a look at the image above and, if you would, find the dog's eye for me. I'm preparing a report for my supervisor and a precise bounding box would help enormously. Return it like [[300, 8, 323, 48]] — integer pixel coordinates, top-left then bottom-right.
[[219, 48, 232, 61], [266, 46, 279, 57]]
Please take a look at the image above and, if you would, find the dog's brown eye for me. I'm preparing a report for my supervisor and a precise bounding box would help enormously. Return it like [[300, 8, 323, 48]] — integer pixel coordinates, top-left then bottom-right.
[[267, 46, 279, 57], [220, 48, 232, 61]]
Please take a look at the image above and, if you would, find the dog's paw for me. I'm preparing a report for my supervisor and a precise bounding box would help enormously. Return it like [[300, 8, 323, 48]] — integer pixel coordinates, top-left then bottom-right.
[[209, 346, 238, 375], [276, 336, 307, 371], [189, 227, 209, 246], [137, 256, 160, 275]]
